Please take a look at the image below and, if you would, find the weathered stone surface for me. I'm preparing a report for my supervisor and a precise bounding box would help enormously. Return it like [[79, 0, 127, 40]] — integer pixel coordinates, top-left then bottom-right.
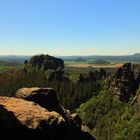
[[132, 64, 140, 80], [16, 87, 59, 109], [0, 96, 65, 139], [132, 88, 140, 105], [0, 96, 96, 140], [0, 96, 64, 127], [111, 63, 140, 102], [71, 113, 82, 125], [16, 87, 71, 122], [14, 87, 96, 139]]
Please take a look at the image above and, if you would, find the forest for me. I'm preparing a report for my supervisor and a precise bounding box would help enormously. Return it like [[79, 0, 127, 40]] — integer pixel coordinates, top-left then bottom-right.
[[0, 54, 140, 140]]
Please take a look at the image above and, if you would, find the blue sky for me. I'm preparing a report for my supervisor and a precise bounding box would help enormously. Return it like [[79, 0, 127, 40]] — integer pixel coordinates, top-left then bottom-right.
[[0, 0, 140, 55]]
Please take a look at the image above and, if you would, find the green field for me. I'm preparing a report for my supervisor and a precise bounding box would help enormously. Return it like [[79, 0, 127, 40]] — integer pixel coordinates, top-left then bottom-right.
[[0, 65, 23, 72], [0, 60, 23, 72], [0, 66, 13, 72]]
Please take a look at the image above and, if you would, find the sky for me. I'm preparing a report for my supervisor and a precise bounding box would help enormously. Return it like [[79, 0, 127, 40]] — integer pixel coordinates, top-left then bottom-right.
[[0, 0, 140, 56]]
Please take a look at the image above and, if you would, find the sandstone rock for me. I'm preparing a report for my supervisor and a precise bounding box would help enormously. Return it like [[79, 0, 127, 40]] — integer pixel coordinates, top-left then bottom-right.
[[25, 54, 64, 71], [0, 96, 65, 139], [132, 88, 140, 105], [47, 68, 69, 81], [16, 87, 59, 109], [78, 69, 107, 83], [114, 63, 135, 101], [81, 125, 96, 140], [71, 113, 82, 125], [132, 64, 140, 80], [132, 64, 140, 90], [16, 87, 71, 122], [0, 96, 96, 140], [15, 87, 96, 139]]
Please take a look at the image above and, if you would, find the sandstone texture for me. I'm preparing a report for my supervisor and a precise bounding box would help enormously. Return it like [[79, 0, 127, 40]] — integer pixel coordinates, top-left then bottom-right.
[[0, 87, 96, 140], [110, 63, 140, 101]]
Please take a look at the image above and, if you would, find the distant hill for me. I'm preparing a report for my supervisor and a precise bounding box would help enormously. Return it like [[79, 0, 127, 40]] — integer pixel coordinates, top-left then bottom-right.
[[75, 57, 87, 62], [0, 53, 140, 63], [90, 59, 110, 65], [61, 53, 140, 62], [134, 53, 140, 56], [0, 55, 31, 63]]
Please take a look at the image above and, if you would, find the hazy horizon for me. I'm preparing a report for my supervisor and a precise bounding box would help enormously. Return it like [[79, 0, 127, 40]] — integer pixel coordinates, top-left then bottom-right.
[[0, 0, 140, 55], [0, 53, 140, 57]]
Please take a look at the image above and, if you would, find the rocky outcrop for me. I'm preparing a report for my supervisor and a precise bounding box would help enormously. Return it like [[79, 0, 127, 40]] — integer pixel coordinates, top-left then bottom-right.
[[132, 87, 140, 105], [132, 64, 140, 89], [47, 69, 69, 81], [0, 97, 65, 140], [132, 63, 140, 80], [0, 87, 96, 140], [16, 87, 70, 122], [16, 87, 59, 109], [78, 69, 107, 83], [111, 63, 140, 101], [25, 54, 64, 71]]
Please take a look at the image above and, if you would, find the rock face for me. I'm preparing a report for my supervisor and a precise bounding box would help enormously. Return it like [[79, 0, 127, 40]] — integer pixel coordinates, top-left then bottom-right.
[[0, 87, 96, 140], [111, 63, 140, 101], [132, 84, 140, 105], [132, 64, 140, 89], [0, 97, 64, 140], [16, 87, 59, 109], [16, 87, 70, 122], [47, 69, 69, 81], [132, 63, 140, 80], [78, 69, 107, 83], [25, 54, 64, 71]]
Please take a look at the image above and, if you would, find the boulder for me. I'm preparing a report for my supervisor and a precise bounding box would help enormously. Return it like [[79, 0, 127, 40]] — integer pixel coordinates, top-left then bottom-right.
[[16, 87, 72, 121], [16, 87, 59, 109], [16, 87, 71, 122], [0, 96, 65, 139], [15, 87, 96, 139], [0, 96, 96, 140]]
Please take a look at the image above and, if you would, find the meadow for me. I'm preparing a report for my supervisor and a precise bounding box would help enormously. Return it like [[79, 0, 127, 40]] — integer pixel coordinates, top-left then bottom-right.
[[0, 60, 23, 72]]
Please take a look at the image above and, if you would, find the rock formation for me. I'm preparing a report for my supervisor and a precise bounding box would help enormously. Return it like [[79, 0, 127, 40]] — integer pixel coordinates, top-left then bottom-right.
[[111, 63, 140, 101], [132, 87, 140, 106], [132, 63, 140, 89], [16, 87, 59, 109], [16, 87, 70, 122], [78, 69, 107, 83], [0, 87, 96, 140], [25, 54, 64, 71], [47, 69, 69, 81], [0, 96, 64, 140]]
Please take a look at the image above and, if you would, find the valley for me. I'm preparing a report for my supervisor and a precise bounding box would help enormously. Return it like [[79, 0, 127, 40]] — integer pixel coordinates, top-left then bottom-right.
[[0, 54, 140, 140]]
